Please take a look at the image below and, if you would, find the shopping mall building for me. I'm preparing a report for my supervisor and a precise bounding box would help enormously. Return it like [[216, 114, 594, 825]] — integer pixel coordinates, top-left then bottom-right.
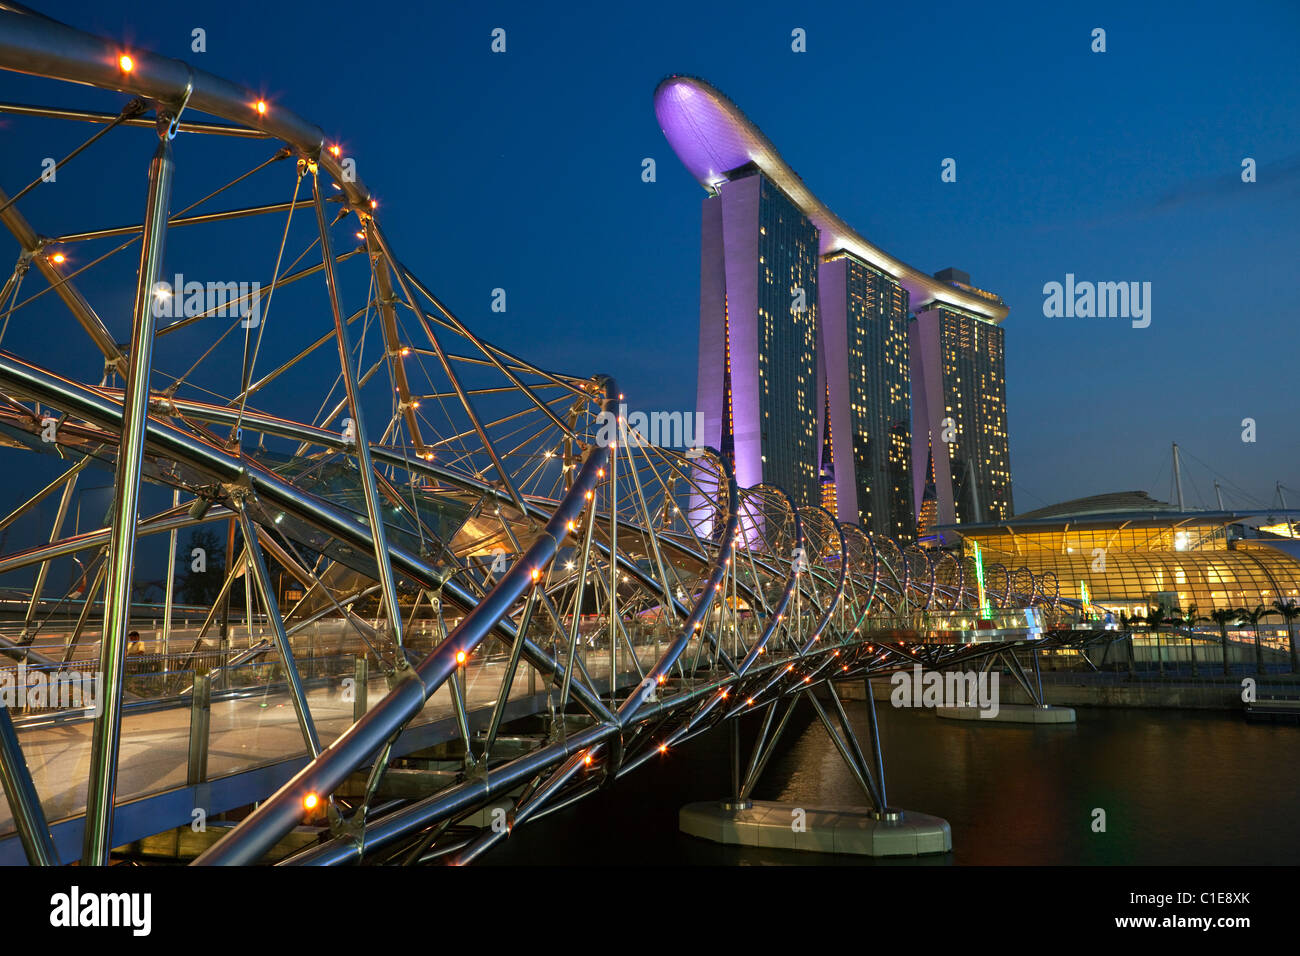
[[943, 491, 1300, 615]]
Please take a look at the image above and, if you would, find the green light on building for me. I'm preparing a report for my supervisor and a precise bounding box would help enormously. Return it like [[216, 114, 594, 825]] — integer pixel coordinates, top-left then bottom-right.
[[972, 540, 989, 618]]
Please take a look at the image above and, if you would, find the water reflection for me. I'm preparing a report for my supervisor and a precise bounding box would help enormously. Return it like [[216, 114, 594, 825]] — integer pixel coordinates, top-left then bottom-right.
[[484, 701, 1299, 866]]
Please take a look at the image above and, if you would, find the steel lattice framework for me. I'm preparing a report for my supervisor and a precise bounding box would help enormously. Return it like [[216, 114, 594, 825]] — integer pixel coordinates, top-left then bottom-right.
[[0, 4, 1087, 867]]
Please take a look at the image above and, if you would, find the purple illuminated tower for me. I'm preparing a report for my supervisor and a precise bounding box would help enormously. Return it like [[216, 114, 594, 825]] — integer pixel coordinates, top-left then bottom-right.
[[656, 76, 1012, 540]]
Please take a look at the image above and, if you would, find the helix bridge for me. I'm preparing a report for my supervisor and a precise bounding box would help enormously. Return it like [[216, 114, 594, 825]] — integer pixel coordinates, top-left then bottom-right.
[[0, 3, 1097, 866]]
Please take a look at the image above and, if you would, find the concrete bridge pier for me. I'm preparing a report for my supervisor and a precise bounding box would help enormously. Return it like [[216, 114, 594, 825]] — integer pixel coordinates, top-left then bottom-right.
[[678, 680, 951, 857]]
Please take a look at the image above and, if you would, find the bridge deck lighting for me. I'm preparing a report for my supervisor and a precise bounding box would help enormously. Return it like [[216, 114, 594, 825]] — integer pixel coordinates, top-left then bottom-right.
[[302, 792, 319, 811], [255, 100, 267, 115], [118, 54, 133, 72], [455, 650, 467, 665], [50, 252, 65, 264]]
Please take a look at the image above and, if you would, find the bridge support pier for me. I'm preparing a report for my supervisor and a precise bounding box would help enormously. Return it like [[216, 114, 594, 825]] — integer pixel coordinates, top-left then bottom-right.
[[681, 684, 950, 857], [680, 800, 951, 857]]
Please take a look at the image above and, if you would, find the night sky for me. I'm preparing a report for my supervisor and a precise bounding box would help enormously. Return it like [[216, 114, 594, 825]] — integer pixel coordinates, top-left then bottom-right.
[[2, 0, 1298, 518]]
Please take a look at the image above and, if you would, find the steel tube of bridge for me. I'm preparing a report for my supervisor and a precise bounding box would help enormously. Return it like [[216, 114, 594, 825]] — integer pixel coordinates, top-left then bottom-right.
[[862, 677, 887, 808], [826, 680, 882, 808], [81, 131, 173, 867], [613, 457, 739, 727], [285, 720, 619, 866], [804, 690, 877, 805], [162, 489, 179, 656], [21, 467, 77, 639], [0, 8, 371, 206], [237, 503, 321, 756], [0, 701, 58, 865], [609, 434, 618, 700], [193, 382, 616, 865], [311, 168, 405, 653], [0, 504, 218, 577]]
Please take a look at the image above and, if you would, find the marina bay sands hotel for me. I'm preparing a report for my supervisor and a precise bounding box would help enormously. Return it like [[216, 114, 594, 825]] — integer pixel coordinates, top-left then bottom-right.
[[656, 76, 1013, 544]]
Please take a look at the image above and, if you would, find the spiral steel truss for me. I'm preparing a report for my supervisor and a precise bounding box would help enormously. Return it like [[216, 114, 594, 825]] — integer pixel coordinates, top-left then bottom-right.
[[0, 6, 1080, 867]]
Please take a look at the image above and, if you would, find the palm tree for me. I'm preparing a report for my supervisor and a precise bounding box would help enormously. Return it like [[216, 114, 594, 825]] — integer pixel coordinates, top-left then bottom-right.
[[1178, 603, 1200, 675], [1209, 607, 1240, 675], [1271, 598, 1300, 673], [1118, 610, 1138, 675], [1243, 604, 1269, 674], [1145, 604, 1169, 676]]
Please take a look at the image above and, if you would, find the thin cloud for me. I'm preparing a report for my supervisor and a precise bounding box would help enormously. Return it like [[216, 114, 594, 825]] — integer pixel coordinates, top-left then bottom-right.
[[1151, 153, 1300, 212], [1034, 153, 1300, 233]]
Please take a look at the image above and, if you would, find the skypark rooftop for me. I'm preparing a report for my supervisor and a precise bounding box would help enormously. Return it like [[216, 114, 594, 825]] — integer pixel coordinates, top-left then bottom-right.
[[653, 75, 1008, 324]]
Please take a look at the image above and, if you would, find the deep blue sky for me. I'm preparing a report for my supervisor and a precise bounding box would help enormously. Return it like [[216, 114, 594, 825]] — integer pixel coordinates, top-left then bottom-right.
[[4, 0, 1299, 517]]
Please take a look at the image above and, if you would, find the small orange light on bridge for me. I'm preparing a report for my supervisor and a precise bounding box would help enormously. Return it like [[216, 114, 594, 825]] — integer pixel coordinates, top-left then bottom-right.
[[119, 54, 134, 72], [455, 650, 467, 665], [303, 792, 319, 811]]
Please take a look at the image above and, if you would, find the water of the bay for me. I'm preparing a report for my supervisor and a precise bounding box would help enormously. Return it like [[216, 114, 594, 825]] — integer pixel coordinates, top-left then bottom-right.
[[483, 700, 1299, 865]]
